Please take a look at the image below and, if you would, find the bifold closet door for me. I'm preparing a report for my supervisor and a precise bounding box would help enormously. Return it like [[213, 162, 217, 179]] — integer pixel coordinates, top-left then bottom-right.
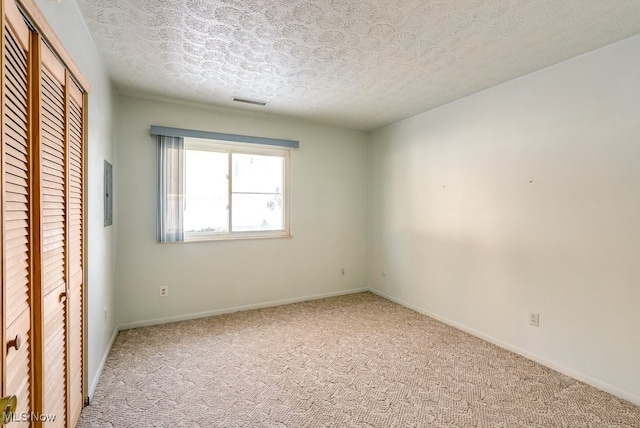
[[36, 35, 85, 428], [66, 70, 84, 428], [37, 40, 68, 428], [2, 0, 33, 426], [1, 0, 86, 426]]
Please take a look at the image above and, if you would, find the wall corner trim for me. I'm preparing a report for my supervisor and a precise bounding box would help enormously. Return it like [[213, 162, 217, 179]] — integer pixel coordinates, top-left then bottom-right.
[[88, 327, 119, 403], [118, 287, 368, 331]]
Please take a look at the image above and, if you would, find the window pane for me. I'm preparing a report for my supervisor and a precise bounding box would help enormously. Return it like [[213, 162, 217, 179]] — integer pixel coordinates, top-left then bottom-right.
[[232, 153, 283, 194], [232, 193, 284, 231], [184, 149, 228, 233], [231, 153, 284, 232]]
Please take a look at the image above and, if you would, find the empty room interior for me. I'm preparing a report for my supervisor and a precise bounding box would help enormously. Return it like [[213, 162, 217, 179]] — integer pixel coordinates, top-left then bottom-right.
[[1, 0, 640, 426]]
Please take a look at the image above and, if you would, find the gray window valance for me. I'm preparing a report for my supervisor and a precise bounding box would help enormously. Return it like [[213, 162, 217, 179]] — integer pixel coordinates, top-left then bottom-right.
[[150, 125, 299, 149]]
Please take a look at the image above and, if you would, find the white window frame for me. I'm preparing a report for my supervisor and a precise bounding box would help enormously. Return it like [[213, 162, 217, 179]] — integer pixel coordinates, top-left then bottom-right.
[[183, 137, 292, 242]]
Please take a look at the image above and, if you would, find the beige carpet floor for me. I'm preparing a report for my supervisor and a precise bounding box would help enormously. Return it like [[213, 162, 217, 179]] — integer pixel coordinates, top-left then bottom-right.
[[78, 292, 640, 427]]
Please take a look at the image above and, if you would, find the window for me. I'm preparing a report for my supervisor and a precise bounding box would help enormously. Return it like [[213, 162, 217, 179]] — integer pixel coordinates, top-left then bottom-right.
[[153, 126, 297, 243], [183, 139, 291, 240]]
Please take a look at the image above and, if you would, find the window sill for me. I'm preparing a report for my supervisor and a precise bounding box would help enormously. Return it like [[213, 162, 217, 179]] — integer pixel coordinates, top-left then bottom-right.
[[180, 232, 293, 243]]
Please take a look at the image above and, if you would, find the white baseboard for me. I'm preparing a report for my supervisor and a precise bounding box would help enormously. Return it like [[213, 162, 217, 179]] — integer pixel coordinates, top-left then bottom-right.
[[88, 326, 118, 402], [369, 287, 640, 406], [118, 287, 369, 331]]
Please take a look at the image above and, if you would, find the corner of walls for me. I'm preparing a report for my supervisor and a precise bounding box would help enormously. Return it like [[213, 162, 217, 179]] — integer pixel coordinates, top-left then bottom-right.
[[365, 128, 376, 292]]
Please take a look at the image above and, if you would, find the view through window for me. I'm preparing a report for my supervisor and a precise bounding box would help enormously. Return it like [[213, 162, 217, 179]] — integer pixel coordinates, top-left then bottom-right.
[[184, 138, 290, 240]]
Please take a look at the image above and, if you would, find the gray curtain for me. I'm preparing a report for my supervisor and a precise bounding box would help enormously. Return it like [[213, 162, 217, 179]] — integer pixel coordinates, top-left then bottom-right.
[[157, 135, 184, 242]]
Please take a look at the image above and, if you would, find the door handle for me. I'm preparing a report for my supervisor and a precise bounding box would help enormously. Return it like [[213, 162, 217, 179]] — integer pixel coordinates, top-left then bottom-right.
[[0, 395, 17, 425], [6, 334, 21, 352]]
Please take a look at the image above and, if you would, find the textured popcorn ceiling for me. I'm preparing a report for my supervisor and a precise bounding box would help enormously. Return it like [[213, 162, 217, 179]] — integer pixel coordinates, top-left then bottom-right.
[[75, 0, 640, 131]]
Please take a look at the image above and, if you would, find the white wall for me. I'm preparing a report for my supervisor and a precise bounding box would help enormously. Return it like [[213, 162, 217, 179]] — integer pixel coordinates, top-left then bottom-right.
[[369, 34, 640, 403], [36, 0, 118, 399], [116, 96, 368, 327]]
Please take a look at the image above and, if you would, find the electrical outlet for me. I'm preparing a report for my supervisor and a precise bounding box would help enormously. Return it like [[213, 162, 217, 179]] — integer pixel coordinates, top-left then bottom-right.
[[160, 286, 169, 298], [529, 312, 539, 327]]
